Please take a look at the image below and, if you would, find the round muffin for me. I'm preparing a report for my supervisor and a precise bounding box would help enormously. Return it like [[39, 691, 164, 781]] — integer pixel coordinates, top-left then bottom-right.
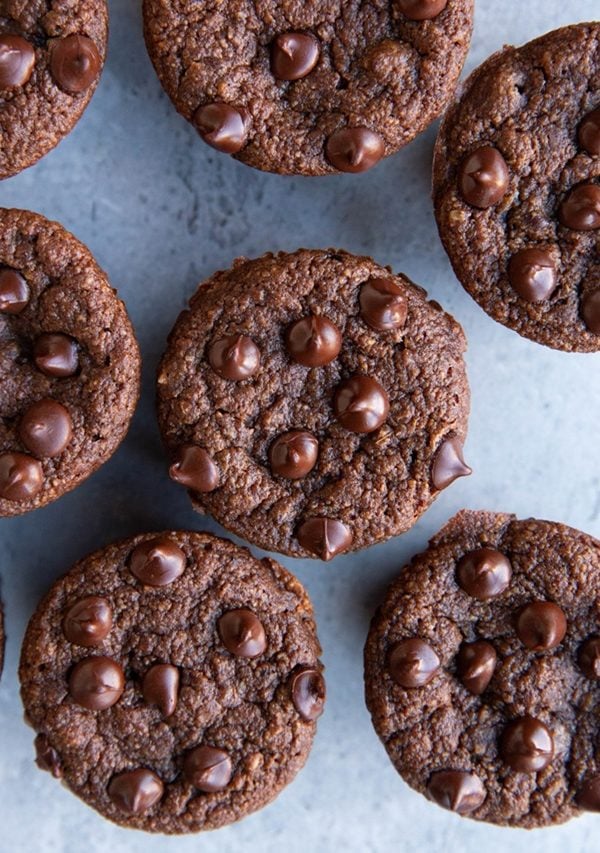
[[0, 208, 140, 516], [365, 509, 600, 828], [143, 0, 473, 175], [157, 249, 471, 561], [20, 531, 325, 833], [0, 1, 107, 179], [433, 23, 600, 352]]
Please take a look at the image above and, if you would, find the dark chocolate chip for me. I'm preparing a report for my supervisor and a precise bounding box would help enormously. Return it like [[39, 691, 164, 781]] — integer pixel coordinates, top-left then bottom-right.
[[427, 770, 486, 814], [68, 656, 125, 710], [49, 35, 101, 94], [0, 267, 29, 314], [169, 445, 219, 492], [325, 128, 385, 173], [183, 746, 233, 793], [359, 277, 408, 331], [142, 664, 179, 717], [296, 517, 353, 560], [578, 636, 600, 679], [19, 399, 73, 458], [129, 537, 187, 587], [271, 32, 319, 81], [456, 548, 512, 600], [194, 103, 247, 154], [0, 34, 35, 88], [333, 375, 389, 433], [576, 776, 600, 812], [516, 601, 567, 651], [508, 248, 557, 302], [500, 716, 554, 772], [108, 769, 164, 814], [396, 0, 448, 20], [33, 333, 79, 378], [431, 437, 471, 490], [208, 334, 260, 380], [459, 146, 509, 208], [218, 608, 267, 658], [285, 315, 342, 367], [0, 452, 43, 501], [456, 640, 497, 694], [559, 184, 600, 230], [290, 667, 326, 722], [63, 596, 113, 647], [388, 638, 440, 688], [578, 108, 600, 156], [269, 430, 318, 479], [581, 291, 600, 334], [34, 734, 63, 778]]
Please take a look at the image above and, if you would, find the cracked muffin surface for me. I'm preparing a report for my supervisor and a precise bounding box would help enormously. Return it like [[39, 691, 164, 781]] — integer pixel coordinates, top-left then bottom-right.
[[143, 0, 473, 175], [365, 510, 600, 828], [20, 531, 324, 833], [157, 249, 470, 561]]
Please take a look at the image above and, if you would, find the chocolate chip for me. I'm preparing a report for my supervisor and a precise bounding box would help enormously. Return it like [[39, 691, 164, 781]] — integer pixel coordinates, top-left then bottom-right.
[[0, 34, 35, 88], [500, 716, 554, 773], [183, 746, 233, 793], [456, 640, 497, 694], [458, 146, 509, 209], [578, 636, 600, 679], [269, 430, 318, 479], [359, 277, 408, 331], [508, 248, 557, 302], [142, 664, 179, 717], [396, 0, 448, 19], [18, 399, 73, 458], [129, 537, 187, 587], [63, 596, 113, 647], [456, 548, 512, 600], [208, 334, 260, 380], [68, 656, 125, 710], [108, 769, 164, 814], [296, 517, 353, 560], [0, 267, 29, 314], [325, 128, 385, 173], [271, 32, 320, 81], [218, 608, 267, 658], [290, 667, 326, 721], [0, 452, 43, 501], [169, 445, 219, 492], [559, 184, 600, 230], [49, 35, 101, 94], [388, 638, 440, 688], [34, 734, 63, 778], [33, 333, 79, 377], [581, 290, 600, 334], [194, 103, 247, 154], [516, 601, 567, 651], [285, 315, 342, 367], [431, 436, 471, 490], [576, 775, 600, 812], [333, 375, 389, 433], [426, 770, 486, 814], [578, 108, 600, 156]]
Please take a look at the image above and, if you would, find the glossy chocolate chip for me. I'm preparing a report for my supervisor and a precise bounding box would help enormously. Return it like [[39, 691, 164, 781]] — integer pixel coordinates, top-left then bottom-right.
[[49, 35, 101, 94], [325, 128, 385, 173], [63, 596, 113, 647], [578, 636, 600, 679], [296, 517, 353, 560], [19, 399, 73, 458], [576, 776, 600, 812], [142, 664, 179, 717], [459, 146, 509, 209], [218, 608, 267, 657], [269, 430, 318, 479], [559, 184, 600, 230], [0, 34, 35, 88], [0, 452, 43, 501], [333, 375, 389, 433], [516, 601, 567, 651], [388, 638, 440, 688], [431, 437, 471, 490], [290, 667, 326, 721], [578, 108, 600, 156], [169, 445, 219, 492], [33, 333, 79, 377], [108, 769, 164, 814], [34, 734, 63, 778], [271, 32, 319, 80], [359, 277, 408, 331], [0, 268, 29, 314], [208, 334, 260, 380], [508, 248, 557, 302], [184, 746, 233, 793], [427, 770, 486, 814], [500, 716, 554, 772], [68, 656, 125, 710], [396, 0, 448, 20], [194, 103, 247, 154], [582, 291, 600, 334], [456, 641, 497, 694], [456, 548, 512, 600], [285, 315, 342, 367], [129, 537, 186, 587]]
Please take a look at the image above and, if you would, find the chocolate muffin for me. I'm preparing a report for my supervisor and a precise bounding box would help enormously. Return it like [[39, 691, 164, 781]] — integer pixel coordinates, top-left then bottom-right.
[[143, 0, 473, 175], [365, 510, 600, 828], [0, 1, 107, 180], [157, 249, 471, 561], [0, 208, 141, 516], [20, 531, 324, 833], [433, 23, 600, 351]]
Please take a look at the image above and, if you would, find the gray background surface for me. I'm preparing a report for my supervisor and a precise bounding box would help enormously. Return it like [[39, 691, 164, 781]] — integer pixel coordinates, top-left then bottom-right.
[[1, 1, 599, 851]]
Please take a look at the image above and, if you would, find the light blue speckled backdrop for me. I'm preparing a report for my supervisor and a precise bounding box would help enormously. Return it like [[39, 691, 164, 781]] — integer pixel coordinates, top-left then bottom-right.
[[1, 1, 599, 851]]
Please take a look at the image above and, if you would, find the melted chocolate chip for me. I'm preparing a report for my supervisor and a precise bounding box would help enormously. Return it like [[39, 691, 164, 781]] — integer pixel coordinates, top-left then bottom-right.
[[194, 103, 247, 154], [208, 334, 260, 380], [508, 248, 557, 302], [218, 608, 267, 658], [108, 769, 164, 814], [269, 430, 318, 479], [63, 596, 113, 647], [183, 746, 233, 792], [271, 32, 320, 81], [129, 537, 187, 587], [359, 277, 408, 331], [576, 775, 600, 812], [559, 184, 600, 230], [34, 734, 63, 778], [49, 35, 101, 94], [0, 452, 43, 501], [500, 716, 554, 773], [68, 656, 125, 710], [0, 267, 29, 314], [427, 770, 486, 814], [578, 636, 600, 679], [388, 638, 440, 688], [142, 664, 179, 717], [169, 445, 219, 492], [290, 667, 326, 722], [581, 291, 600, 334], [456, 640, 497, 694], [33, 333, 79, 378], [333, 375, 389, 433], [0, 34, 35, 88], [515, 601, 567, 651], [296, 517, 353, 560], [18, 399, 73, 458], [456, 548, 512, 600], [396, 0, 448, 20], [325, 128, 385, 173], [459, 146, 509, 208], [431, 437, 471, 490], [578, 108, 600, 156], [285, 315, 342, 367]]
